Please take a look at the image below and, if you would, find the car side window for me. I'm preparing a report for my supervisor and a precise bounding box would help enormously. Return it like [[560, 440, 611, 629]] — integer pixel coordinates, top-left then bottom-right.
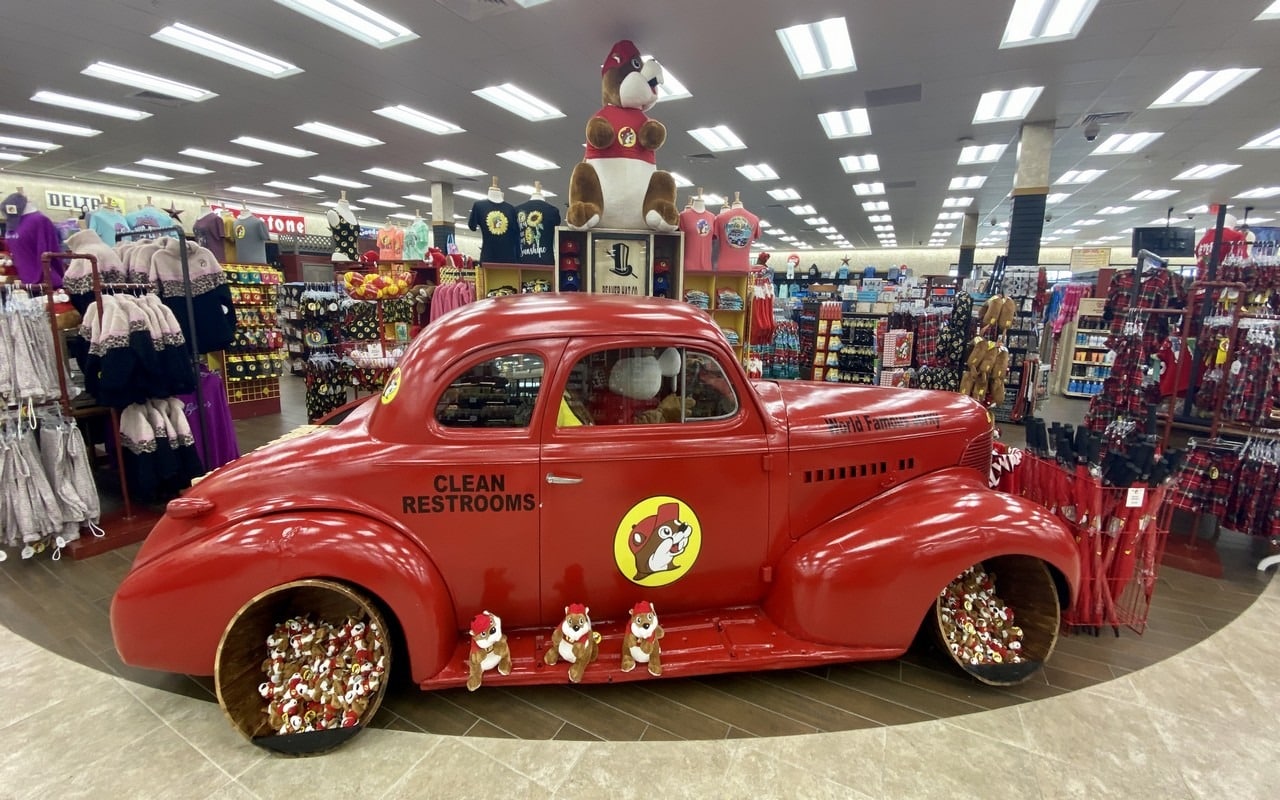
[[435, 353, 543, 428], [558, 346, 738, 427]]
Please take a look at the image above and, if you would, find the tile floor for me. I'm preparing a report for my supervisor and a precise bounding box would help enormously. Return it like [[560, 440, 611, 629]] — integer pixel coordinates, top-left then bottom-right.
[[1, 378, 1275, 797]]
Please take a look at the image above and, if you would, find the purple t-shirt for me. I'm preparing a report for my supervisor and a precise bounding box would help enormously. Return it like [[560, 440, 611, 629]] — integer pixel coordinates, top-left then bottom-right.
[[193, 213, 226, 263], [5, 211, 66, 286]]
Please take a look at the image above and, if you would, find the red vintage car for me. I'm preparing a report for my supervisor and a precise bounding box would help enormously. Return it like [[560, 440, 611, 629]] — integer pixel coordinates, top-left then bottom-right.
[[111, 294, 1078, 742]]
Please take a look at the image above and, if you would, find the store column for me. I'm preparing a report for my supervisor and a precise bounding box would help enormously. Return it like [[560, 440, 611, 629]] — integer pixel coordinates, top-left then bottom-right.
[[1007, 121, 1052, 266], [957, 211, 980, 279], [431, 181, 456, 251]]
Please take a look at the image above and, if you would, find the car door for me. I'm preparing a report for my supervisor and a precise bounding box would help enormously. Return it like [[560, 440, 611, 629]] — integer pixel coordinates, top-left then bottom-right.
[[538, 338, 771, 624]]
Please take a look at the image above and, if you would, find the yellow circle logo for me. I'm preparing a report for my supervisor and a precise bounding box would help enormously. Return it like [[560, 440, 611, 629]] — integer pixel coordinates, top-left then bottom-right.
[[618, 126, 637, 148], [380, 367, 402, 405], [614, 496, 701, 587]]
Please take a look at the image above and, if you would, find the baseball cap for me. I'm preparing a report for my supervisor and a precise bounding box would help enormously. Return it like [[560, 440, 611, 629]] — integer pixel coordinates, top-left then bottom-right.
[[3, 192, 28, 229]]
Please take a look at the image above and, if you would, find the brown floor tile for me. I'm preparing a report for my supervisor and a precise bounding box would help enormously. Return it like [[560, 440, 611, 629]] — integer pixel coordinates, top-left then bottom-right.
[[465, 719, 517, 739], [552, 722, 602, 741], [382, 688, 483, 737], [761, 671, 931, 727], [638, 725, 684, 741], [826, 666, 987, 719], [648, 678, 818, 737], [440, 687, 568, 740], [705, 674, 881, 732], [505, 684, 649, 741], [567, 683, 730, 740]]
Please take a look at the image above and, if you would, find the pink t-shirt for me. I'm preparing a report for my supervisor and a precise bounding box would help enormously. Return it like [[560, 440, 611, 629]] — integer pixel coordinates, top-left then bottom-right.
[[680, 208, 715, 272], [714, 206, 760, 272]]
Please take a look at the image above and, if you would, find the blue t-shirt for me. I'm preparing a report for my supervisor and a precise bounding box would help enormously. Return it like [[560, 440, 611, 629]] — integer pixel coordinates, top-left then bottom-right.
[[126, 206, 179, 239], [89, 208, 130, 244]]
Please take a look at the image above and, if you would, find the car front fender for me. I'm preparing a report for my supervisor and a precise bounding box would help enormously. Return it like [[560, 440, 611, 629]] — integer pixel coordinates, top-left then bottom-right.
[[111, 511, 456, 682], [763, 468, 1079, 652]]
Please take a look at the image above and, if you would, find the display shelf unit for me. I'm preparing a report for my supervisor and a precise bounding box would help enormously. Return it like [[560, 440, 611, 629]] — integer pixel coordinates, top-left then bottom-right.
[[218, 264, 285, 419], [477, 262, 554, 297], [1063, 298, 1110, 399], [683, 271, 750, 355], [551, 226, 683, 300]]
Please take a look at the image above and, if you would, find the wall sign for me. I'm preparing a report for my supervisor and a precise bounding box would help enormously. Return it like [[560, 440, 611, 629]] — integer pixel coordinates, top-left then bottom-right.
[[212, 204, 307, 236], [45, 191, 125, 213]]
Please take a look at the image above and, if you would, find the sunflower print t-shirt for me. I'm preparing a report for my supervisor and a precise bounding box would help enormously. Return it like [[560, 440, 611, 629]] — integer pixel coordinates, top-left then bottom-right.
[[515, 198, 562, 265], [467, 199, 520, 264]]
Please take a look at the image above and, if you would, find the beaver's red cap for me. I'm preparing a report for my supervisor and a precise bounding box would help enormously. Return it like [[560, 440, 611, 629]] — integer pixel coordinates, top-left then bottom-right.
[[602, 40, 640, 74]]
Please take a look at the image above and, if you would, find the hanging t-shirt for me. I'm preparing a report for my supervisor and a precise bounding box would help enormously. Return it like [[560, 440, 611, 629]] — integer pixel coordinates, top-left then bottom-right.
[[192, 213, 226, 262], [402, 219, 431, 260], [468, 199, 519, 264], [679, 207, 716, 272], [125, 205, 178, 239], [714, 206, 761, 272], [88, 207, 130, 245], [234, 214, 270, 264], [377, 225, 401, 260], [1195, 228, 1247, 280], [220, 214, 238, 263], [330, 219, 359, 261], [515, 199, 562, 265]]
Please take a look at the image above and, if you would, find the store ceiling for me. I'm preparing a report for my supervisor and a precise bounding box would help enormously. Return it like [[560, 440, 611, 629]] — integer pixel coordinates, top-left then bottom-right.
[[1, 0, 1278, 255]]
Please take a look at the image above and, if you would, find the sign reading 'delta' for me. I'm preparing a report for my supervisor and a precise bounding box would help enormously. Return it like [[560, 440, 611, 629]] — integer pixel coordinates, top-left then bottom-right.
[[45, 191, 126, 212]]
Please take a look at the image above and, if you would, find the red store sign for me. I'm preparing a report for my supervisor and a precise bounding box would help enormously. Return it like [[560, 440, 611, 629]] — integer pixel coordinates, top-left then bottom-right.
[[211, 205, 307, 236]]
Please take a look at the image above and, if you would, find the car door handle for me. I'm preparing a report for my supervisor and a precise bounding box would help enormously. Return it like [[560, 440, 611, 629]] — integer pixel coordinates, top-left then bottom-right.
[[546, 473, 583, 485]]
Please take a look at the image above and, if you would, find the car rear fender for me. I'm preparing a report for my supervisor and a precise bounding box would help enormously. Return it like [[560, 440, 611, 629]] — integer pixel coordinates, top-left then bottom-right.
[[111, 511, 456, 682], [763, 468, 1079, 651]]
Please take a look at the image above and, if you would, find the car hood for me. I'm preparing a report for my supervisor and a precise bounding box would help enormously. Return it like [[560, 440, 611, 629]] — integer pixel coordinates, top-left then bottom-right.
[[768, 381, 990, 448]]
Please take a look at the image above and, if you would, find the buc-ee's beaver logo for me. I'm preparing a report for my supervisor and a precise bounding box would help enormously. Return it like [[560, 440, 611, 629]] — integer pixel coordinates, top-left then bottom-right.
[[614, 496, 701, 587]]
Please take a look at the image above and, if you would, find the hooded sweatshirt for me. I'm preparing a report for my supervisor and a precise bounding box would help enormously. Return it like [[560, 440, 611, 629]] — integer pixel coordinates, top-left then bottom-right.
[[150, 238, 236, 353], [63, 229, 126, 314]]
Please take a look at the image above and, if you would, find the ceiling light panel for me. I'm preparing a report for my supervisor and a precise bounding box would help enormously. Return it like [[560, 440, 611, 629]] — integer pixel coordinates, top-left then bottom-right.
[[736, 163, 779, 181], [873, 224, 894, 232], [372, 105, 464, 135], [224, 185, 281, 197], [232, 136, 315, 157], [669, 172, 694, 188], [867, 214, 892, 223], [1001, 0, 1100, 48], [1046, 192, 1071, 204], [1150, 68, 1260, 108], [1097, 205, 1135, 214], [81, 61, 216, 102], [839, 154, 880, 173], [319, 201, 365, 211], [1076, 218, 1103, 225], [358, 197, 403, 208], [401, 194, 433, 204], [0, 134, 59, 151], [270, 0, 417, 48], [817, 107, 871, 138], [1259, 1, 1280, 19], [180, 147, 260, 166], [425, 158, 484, 177], [1174, 163, 1240, 180], [768, 187, 801, 201], [645, 56, 691, 99], [942, 197, 974, 208], [958, 143, 1008, 164], [310, 174, 371, 188], [100, 166, 171, 181], [949, 175, 987, 190], [0, 153, 28, 162], [788, 204, 817, 215], [152, 22, 302, 78], [1056, 228, 1081, 234], [852, 182, 886, 196], [1128, 189, 1178, 201], [135, 158, 211, 174], [817, 226, 838, 233], [688, 125, 746, 152], [30, 91, 150, 121], [509, 184, 557, 197], [362, 167, 423, 182], [1092, 131, 1163, 155], [804, 216, 829, 225], [862, 200, 889, 211], [972, 86, 1044, 123], [497, 149, 559, 170], [938, 212, 964, 220], [700, 193, 726, 206], [934, 223, 958, 230], [455, 189, 487, 200], [0, 112, 99, 137], [295, 122, 383, 147], [1056, 169, 1105, 184], [1236, 187, 1280, 199], [473, 83, 564, 121], [776, 16, 856, 78], [1241, 126, 1280, 149], [264, 180, 320, 193]]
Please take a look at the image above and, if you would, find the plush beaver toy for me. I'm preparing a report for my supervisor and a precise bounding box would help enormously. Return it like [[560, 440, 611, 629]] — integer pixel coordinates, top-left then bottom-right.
[[567, 40, 679, 232]]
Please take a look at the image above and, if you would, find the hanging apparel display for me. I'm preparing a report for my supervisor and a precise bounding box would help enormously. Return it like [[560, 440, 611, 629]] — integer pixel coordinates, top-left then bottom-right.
[[376, 224, 404, 260], [192, 212, 227, 262], [678, 206, 715, 272], [429, 277, 476, 321], [118, 397, 205, 503], [3, 195, 66, 286], [62, 229, 127, 313], [87, 206, 130, 246], [124, 205, 179, 239], [0, 289, 68, 408], [74, 293, 197, 408], [713, 205, 760, 272], [402, 219, 431, 261], [150, 237, 236, 353], [515, 199, 561, 266], [179, 366, 240, 471], [1172, 438, 1280, 541], [330, 218, 360, 262], [468, 199, 519, 264], [233, 213, 270, 265], [1, 412, 102, 559]]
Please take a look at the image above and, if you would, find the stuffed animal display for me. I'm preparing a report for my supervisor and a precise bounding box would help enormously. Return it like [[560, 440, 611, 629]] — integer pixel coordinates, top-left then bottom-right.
[[567, 40, 678, 233], [620, 600, 665, 676], [938, 564, 1026, 666], [980, 294, 1018, 333], [958, 336, 1011, 405], [465, 610, 512, 691], [544, 603, 602, 683]]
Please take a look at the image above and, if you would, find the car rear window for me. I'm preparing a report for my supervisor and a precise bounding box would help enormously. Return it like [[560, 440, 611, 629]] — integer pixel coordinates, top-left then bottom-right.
[[435, 353, 544, 428]]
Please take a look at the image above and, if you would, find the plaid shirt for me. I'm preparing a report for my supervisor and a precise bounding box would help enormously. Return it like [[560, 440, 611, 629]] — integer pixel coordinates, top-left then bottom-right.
[[1104, 269, 1186, 334]]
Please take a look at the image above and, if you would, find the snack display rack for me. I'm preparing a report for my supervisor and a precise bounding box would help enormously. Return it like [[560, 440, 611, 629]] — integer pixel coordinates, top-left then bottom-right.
[[214, 264, 285, 419]]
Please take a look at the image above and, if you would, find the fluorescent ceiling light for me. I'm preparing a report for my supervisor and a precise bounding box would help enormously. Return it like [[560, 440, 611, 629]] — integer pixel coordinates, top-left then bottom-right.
[[873, 224, 895, 232], [958, 143, 1008, 164], [1174, 163, 1240, 180], [1097, 235, 1124, 241], [372, 105, 463, 135], [180, 147, 261, 167], [1076, 218, 1103, 225], [777, 235, 797, 242], [1001, 0, 1100, 48], [319, 201, 365, 211], [768, 187, 801, 201], [1236, 187, 1280, 199], [776, 16, 856, 78], [669, 172, 694, 188], [1056, 228, 1081, 234], [805, 217, 829, 225], [425, 158, 484, 177], [310, 174, 371, 188], [935, 223, 958, 231], [362, 167, 423, 183], [1246, 216, 1275, 224], [737, 163, 779, 181], [264, 180, 320, 193], [1056, 169, 1105, 184], [868, 214, 892, 223], [768, 228, 786, 235], [758, 220, 772, 229], [1151, 68, 1259, 108], [972, 86, 1044, 123], [472, 83, 564, 121], [1128, 189, 1178, 201], [455, 189, 487, 200], [0, 134, 59, 151], [1259, 1, 1280, 19], [824, 233, 843, 240], [938, 212, 964, 220], [788, 204, 817, 215], [295, 122, 383, 147], [1184, 205, 1210, 214], [862, 201, 890, 211], [401, 194, 433, 204], [1097, 206, 1135, 215], [389, 213, 419, 221], [30, 91, 150, 121], [99, 166, 172, 181], [839, 154, 880, 173], [232, 136, 315, 157], [1041, 236, 1061, 242], [818, 107, 871, 138], [688, 125, 746, 152], [0, 153, 27, 162], [943, 197, 974, 208], [497, 149, 559, 170], [270, 0, 417, 48], [1047, 192, 1071, 204], [1241, 126, 1280, 149], [949, 175, 987, 190], [0, 112, 99, 137], [152, 22, 301, 78], [510, 184, 557, 197], [224, 186, 282, 197], [81, 61, 216, 102], [646, 58, 691, 100], [817, 226, 838, 233], [135, 158, 211, 174], [358, 197, 403, 208], [852, 182, 885, 196], [703, 194, 727, 206], [1092, 131, 1164, 155]]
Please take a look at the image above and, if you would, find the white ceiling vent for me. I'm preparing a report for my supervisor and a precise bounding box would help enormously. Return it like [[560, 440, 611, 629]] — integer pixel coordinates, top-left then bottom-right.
[[435, 0, 525, 22]]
